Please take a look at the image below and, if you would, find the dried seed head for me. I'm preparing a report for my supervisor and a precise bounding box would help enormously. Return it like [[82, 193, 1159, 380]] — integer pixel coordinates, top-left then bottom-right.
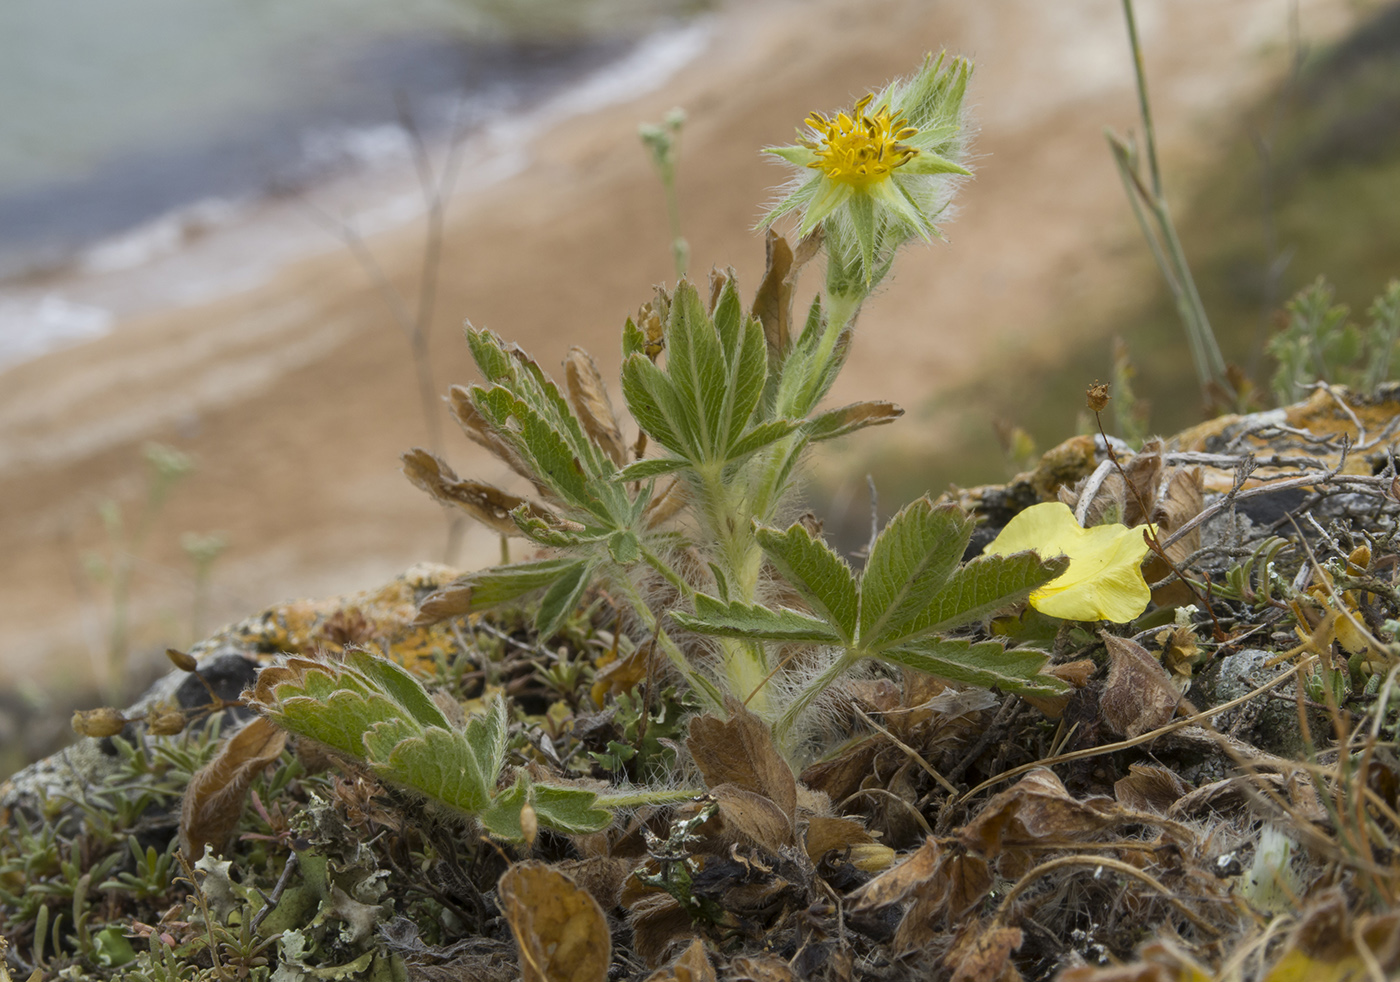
[[166, 647, 199, 672], [146, 708, 189, 736], [1086, 381, 1111, 413], [72, 707, 128, 738]]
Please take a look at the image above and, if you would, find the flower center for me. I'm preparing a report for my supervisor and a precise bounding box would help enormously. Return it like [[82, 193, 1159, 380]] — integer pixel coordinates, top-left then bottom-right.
[[802, 94, 919, 187]]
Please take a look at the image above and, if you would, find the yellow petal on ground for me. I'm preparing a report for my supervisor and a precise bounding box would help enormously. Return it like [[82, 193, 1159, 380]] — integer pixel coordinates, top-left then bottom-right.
[[985, 501, 1153, 623]]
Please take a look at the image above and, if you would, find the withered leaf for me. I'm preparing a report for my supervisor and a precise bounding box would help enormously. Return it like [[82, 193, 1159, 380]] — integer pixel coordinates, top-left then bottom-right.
[[957, 770, 1118, 875], [804, 816, 874, 862], [1152, 466, 1204, 565], [643, 478, 688, 529], [626, 893, 695, 969], [554, 858, 639, 914], [808, 402, 904, 442], [710, 784, 792, 854], [565, 347, 627, 467], [402, 448, 552, 535], [799, 740, 879, 808], [849, 837, 943, 912], [945, 920, 1023, 982], [447, 385, 541, 489], [1100, 634, 1183, 739], [686, 701, 796, 822], [411, 584, 476, 626], [179, 716, 288, 860], [499, 861, 611, 982], [1114, 764, 1191, 814], [728, 955, 797, 982], [751, 229, 795, 357], [643, 938, 716, 982]]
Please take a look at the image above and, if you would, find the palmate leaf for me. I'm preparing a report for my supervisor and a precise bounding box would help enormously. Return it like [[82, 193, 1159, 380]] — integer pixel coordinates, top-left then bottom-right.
[[254, 658, 614, 841], [866, 550, 1067, 653], [859, 497, 970, 643], [679, 499, 1073, 703], [620, 278, 795, 473]]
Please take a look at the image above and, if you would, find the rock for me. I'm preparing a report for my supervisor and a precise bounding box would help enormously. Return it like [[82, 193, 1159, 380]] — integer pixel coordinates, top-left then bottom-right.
[[0, 562, 461, 816]]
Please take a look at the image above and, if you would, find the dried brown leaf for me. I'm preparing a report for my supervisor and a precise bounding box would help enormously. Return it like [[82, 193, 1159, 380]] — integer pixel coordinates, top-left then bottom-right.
[[686, 701, 796, 822], [179, 716, 287, 860], [1114, 764, 1191, 814], [564, 347, 627, 467], [799, 740, 879, 807], [412, 584, 477, 626], [945, 920, 1023, 982], [728, 955, 796, 982], [499, 861, 611, 982], [890, 850, 991, 950], [447, 385, 542, 488], [626, 893, 695, 968], [402, 448, 551, 535], [710, 784, 792, 853], [643, 939, 716, 982], [643, 479, 688, 529], [553, 858, 635, 911], [1153, 467, 1204, 565], [958, 770, 1119, 875], [812, 402, 904, 441], [751, 229, 794, 356], [1100, 635, 1183, 739], [804, 815, 874, 863], [848, 837, 942, 912]]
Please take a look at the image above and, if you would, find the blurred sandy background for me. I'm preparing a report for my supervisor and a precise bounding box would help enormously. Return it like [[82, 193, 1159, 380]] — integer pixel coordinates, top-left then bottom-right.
[[0, 0, 1368, 701]]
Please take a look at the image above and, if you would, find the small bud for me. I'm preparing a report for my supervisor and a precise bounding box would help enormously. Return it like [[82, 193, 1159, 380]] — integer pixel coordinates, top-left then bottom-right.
[[72, 707, 128, 738], [146, 708, 188, 736], [519, 801, 538, 848], [1086, 381, 1111, 413], [166, 648, 199, 672]]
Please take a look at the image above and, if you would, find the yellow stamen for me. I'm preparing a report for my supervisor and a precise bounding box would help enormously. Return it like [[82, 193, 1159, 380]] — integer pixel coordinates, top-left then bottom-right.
[[804, 94, 919, 187]]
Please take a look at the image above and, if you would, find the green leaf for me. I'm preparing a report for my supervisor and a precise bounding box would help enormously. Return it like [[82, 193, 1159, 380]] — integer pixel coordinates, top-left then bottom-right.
[[275, 690, 404, 760], [899, 152, 972, 176], [608, 529, 641, 565], [621, 353, 694, 459], [869, 550, 1068, 651], [442, 558, 582, 611], [479, 772, 529, 840], [665, 281, 729, 461], [847, 191, 876, 282], [754, 521, 858, 643], [618, 457, 689, 481], [536, 560, 594, 638], [344, 649, 451, 730], [858, 498, 971, 645], [673, 594, 842, 643], [463, 695, 509, 799], [622, 316, 646, 358], [723, 419, 801, 463], [532, 784, 614, 834], [877, 638, 1070, 699]]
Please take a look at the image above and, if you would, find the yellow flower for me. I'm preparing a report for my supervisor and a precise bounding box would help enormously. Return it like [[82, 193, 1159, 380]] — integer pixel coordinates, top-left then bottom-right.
[[984, 502, 1154, 623], [762, 53, 973, 287]]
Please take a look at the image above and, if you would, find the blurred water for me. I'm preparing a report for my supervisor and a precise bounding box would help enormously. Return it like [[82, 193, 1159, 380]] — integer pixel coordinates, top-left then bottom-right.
[[0, 0, 697, 280]]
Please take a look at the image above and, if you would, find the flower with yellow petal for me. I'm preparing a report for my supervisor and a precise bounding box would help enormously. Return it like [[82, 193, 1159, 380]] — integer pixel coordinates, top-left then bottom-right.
[[984, 501, 1154, 623], [762, 52, 973, 290]]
